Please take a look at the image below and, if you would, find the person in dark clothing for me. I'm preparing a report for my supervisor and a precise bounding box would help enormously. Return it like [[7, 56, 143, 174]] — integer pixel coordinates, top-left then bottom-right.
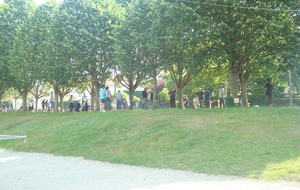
[[81, 94, 88, 111], [196, 88, 204, 108], [75, 102, 81, 112], [42, 99, 46, 111], [142, 88, 148, 109], [69, 95, 74, 112], [168, 88, 176, 108], [204, 88, 211, 108], [264, 79, 273, 106]]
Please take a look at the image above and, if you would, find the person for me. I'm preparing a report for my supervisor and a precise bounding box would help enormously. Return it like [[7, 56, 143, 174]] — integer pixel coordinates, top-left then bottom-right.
[[115, 90, 123, 110], [142, 88, 148, 109], [105, 87, 112, 111], [69, 95, 74, 112], [182, 95, 189, 109], [122, 99, 128, 110], [82, 94, 88, 111], [41, 99, 46, 111], [204, 88, 211, 108], [168, 88, 176, 108], [74, 102, 81, 112], [218, 85, 225, 108], [196, 88, 204, 108], [49, 91, 55, 111], [45, 100, 49, 112], [264, 79, 273, 106], [28, 99, 33, 112], [193, 94, 199, 109], [99, 85, 106, 112]]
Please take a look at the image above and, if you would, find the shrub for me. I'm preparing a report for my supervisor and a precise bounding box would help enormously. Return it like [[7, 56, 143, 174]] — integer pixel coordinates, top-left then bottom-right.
[[158, 88, 170, 103], [273, 98, 300, 106]]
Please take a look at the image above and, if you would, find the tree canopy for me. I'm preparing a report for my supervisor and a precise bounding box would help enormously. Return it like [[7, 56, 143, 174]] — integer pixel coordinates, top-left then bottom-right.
[[0, 0, 299, 110]]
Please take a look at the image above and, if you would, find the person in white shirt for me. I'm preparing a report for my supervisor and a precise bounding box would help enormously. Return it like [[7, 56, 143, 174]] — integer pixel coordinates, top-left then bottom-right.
[[218, 85, 225, 108], [50, 91, 55, 111], [193, 94, 199, 109], [82, 94, 88, 111], [115, 90, 123, 110], [105, 87, 112, 111]]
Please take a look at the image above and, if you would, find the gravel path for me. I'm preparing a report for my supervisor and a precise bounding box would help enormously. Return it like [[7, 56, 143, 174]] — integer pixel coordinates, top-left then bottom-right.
[[0, 149, 299, 190]]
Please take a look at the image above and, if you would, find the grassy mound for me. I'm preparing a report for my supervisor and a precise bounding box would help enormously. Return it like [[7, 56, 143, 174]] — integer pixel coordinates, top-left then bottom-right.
[[0, 107, 299, 181]]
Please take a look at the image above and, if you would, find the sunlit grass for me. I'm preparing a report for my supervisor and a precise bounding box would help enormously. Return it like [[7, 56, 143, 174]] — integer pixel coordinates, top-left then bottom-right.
[[0, 107, 299, 181], [249, 157, 300, 181]]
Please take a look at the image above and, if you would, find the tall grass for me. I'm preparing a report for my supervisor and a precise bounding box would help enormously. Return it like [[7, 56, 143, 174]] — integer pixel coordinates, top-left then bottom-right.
[[0, 107, 299, 181]]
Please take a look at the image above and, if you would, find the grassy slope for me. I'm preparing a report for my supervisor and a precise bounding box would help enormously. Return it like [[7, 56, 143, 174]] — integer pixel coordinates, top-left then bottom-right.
[[0, 107, 299, 181]]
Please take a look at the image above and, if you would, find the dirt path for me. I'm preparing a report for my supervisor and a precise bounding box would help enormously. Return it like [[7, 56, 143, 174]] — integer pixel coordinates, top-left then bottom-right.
[[0, 149, 299, 190]]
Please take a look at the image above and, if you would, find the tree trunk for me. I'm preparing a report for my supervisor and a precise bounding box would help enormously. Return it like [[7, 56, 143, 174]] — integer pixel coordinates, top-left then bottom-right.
[[224, 81, 228, 97], [90, 89, 95, 111], [177, 86, 183, 109], [35, 98, 39, 112], [21, 91, 28, 111], [90, 82, 96, 111], [240, 69, 251, 107], [152, 72, 158, 109], [240, 76, 248, 107], [231, 69, 239, 98], [14, 99, 17, 110], [59, 94, 64, 112], [129, 89, 134, 109], [0, 90, 4, 103], [94, 82, 100, 111], [53, 86, 59, 112]]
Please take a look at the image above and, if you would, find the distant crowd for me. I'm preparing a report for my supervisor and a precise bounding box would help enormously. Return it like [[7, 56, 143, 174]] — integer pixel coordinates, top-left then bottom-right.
[[168, 85, 226, 109], [25, 79, 273, 112]]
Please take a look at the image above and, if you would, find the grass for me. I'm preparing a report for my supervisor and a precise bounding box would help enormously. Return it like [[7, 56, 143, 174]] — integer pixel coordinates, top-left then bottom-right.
[[0, 107, 299, 181]]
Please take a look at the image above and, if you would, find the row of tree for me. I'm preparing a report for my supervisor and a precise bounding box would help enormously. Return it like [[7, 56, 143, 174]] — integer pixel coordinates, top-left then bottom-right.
[[0, 0, 299, 111]]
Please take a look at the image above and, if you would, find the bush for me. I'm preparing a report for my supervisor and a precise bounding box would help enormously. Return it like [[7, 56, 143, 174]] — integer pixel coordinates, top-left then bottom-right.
[[158, 88, 170, 103], [273, 98, 300, 106], [0, 101, 13, 109]]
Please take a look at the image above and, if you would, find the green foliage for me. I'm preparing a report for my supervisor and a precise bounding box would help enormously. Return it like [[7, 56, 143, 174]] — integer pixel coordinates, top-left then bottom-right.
[[0, 0, 36, 93], [0, 0, 299, 111], [192, 0, 299, 103], [273, 98, 300, 106], [0, 3, 9, 11], [158, 88, 170, 103], [0, 101, 13, 109]]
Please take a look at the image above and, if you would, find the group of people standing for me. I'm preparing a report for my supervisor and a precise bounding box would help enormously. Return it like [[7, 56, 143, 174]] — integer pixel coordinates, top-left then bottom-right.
[[41, 91, 55, 112], [42, 79, 273, 112], [99, 85, 125, 112], [68, 94, 88, 112], [169, 79, 273, 109], [169, 85, 226, 109], [66, 86, 126, 112]]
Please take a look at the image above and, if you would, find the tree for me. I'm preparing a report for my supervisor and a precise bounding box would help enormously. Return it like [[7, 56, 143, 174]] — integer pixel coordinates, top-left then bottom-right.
[[0, 0, 36, 111], [155, 0, 202, 108], [5, 0, 37, 111], [6, 88, 21, 109], [29, 82, 50, 112], [140, 0, 169, 109], [51, 0, 122, 111], [192, 0, 299, 106], [57, 87, 73, 111], [43, 0, 81, 112], [113, 0, 149, 108]]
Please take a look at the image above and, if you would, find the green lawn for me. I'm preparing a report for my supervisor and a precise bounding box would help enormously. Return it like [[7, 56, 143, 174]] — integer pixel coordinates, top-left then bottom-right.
[[0, 107, 299, 181]]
